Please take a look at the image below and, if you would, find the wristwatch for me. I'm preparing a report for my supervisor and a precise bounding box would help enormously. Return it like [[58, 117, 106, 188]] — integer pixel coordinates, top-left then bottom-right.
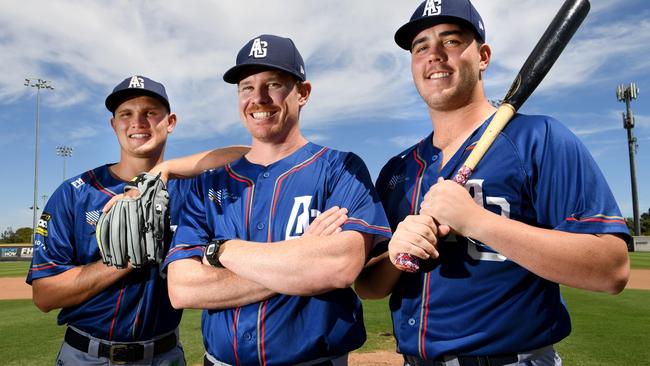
[[205, 239, 229, 267]]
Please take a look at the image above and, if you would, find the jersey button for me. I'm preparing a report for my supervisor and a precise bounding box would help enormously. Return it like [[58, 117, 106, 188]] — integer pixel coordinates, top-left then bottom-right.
[[408, 318, 417, 326], [431, 155, 439, 162], [262, 172, 270, 178], [243, 332, 252, 341], [257, 222, 265, 230]]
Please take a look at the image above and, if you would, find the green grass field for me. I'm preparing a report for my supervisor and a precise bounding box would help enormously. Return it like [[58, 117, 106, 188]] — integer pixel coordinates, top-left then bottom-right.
[[1, 253, 648, 365], [1, 289, 648, 365], [629, 252, 650, 269], [0, 262, 30, 278]]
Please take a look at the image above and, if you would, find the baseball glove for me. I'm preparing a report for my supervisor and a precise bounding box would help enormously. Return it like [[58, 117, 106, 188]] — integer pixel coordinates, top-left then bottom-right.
[[96, 173, 171, 268]]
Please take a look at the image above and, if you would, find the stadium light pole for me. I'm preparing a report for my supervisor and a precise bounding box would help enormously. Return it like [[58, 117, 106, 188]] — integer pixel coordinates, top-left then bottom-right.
[[56, 145, 73, 181], [24, 78, 54, 243], [616, 83, 640, 236]]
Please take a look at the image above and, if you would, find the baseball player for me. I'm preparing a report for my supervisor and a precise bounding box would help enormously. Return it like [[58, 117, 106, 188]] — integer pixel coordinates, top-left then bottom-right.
[[26, 75, 242, 365], [163, 34, 391, 366], [354, 1, 631, 365]]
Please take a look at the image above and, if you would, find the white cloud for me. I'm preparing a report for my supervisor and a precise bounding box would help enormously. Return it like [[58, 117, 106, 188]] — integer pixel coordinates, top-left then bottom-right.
[[1, 0, 648, 140]]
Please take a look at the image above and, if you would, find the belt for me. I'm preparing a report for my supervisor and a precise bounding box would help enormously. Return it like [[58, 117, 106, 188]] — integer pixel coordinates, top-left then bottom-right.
[[405, 354, 518, 366], [204, 355, 336, 366], [64, 327, 177, 364]]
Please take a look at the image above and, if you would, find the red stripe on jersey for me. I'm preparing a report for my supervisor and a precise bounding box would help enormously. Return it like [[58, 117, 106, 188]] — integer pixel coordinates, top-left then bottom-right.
[[29, 262, 58, 272], [261, 300, 268, 366], [268, 147, 328, 242], [420, 273, 432, 359], [233, 307, 241, 366], [88, 169, 117, 197], [565, 216, 626, 224], [410, 149, 426, 214], [226, 166, 254, 234], [109, 283, 126, 341], [345, 218, 391, 234], [166, 245, 202, 258]]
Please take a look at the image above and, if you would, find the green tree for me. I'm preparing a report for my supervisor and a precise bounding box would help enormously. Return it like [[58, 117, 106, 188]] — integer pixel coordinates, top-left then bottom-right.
[[626, 208, 650, 236], [14, 227, 33, 243], [0, 227, 17, 243]]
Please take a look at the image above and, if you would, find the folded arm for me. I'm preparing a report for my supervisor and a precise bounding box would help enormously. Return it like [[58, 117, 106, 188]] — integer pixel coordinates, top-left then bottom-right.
[[420, 179, 630, 294], [220, 229, 371, 296], [167, 257, 275, 310], [32, 261, 132, 312], [168, 206, 351, 308]]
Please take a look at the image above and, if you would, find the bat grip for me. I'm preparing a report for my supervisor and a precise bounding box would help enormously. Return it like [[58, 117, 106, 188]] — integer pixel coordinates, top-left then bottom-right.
[[393, 166, 473, 272]]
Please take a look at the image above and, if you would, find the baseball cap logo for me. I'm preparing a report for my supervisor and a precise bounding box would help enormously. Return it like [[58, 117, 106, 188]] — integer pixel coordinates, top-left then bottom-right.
[[128, 76, 145, 89], [423, 0, 442, 16], [249, 38, 268, 58]]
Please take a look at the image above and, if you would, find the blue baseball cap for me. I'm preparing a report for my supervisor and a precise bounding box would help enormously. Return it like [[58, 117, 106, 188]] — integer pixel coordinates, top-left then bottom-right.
[[395, 0, 485, 51], [105, 75, 170, 113], [223, 34, 306, 84]]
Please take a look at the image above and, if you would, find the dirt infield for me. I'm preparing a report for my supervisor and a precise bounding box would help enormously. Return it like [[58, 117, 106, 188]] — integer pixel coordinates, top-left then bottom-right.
[[3, 270, 648, 366]]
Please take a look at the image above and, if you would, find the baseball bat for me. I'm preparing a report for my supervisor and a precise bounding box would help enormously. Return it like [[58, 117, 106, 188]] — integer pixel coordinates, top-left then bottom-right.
[[395, 0, 591, 273]]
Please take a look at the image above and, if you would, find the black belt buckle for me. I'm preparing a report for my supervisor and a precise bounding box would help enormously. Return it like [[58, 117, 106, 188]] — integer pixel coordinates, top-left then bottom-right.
[[108, 343, 143, 364]]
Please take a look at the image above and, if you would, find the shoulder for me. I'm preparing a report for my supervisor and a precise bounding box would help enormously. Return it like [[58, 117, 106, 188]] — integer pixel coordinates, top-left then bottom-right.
[[503, 113, 577, 142], [307, 143, 368, 170]]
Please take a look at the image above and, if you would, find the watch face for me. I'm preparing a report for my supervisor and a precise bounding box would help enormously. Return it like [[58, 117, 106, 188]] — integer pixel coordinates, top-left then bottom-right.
[[206, 244, 216, 256]]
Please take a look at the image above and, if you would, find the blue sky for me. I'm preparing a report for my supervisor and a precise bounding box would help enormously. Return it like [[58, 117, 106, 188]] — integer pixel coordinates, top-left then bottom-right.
[[1, 0, 648, 232]]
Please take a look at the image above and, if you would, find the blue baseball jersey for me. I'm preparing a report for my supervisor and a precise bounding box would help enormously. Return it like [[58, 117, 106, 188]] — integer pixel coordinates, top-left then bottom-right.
[[164, 142, 391, 365], [376, 114, 630, 359], [26, 164, 190, 342]]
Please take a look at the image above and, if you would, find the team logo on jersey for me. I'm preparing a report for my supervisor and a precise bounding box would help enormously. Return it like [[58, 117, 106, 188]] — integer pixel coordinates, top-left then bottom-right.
[[208, 188, 238, 206], [388, 174, 406, 190], [249, 38, 268, 58], [36, 213, 51, 237], [86, 210, 102, 226], [128, 75, 145, 89], [423, 0, 442, 16], [71, 177, 85, 189], [285, 196, 321, 240]]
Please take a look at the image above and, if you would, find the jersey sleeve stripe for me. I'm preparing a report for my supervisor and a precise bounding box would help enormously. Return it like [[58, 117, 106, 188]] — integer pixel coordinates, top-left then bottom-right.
[[345, 218, 391, 234], [565, 215, 626, 224]]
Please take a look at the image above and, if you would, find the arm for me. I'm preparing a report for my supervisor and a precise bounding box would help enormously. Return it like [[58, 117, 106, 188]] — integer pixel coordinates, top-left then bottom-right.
[[420, 179, 630, 294], [103, 145, 250, 212], [167, 257, 274, 310], [32, 262, 132, 312], [152, 145, 250, 181], [168, 206, 350, 308], [219, 230, 372, 296], [354, 214, 448, 299]]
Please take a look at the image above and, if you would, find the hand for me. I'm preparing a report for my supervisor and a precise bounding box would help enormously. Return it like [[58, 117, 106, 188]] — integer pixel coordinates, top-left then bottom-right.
[[304, 206, 348, 237], [388, 215, 449, 271], [148, 161, 170, 182], [420, 177, 481, 236], [102, 189, 140, 213]]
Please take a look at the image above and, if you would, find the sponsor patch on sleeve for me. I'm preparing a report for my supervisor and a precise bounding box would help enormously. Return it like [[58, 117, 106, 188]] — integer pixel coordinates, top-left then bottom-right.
[[35, 212, 52, 237]]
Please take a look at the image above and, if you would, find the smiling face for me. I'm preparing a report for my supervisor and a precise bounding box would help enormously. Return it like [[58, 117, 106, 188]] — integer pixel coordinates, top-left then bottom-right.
[[237, 69, 310, 144], [410, 22, 491, 112], [110, 95, 176, 160]]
